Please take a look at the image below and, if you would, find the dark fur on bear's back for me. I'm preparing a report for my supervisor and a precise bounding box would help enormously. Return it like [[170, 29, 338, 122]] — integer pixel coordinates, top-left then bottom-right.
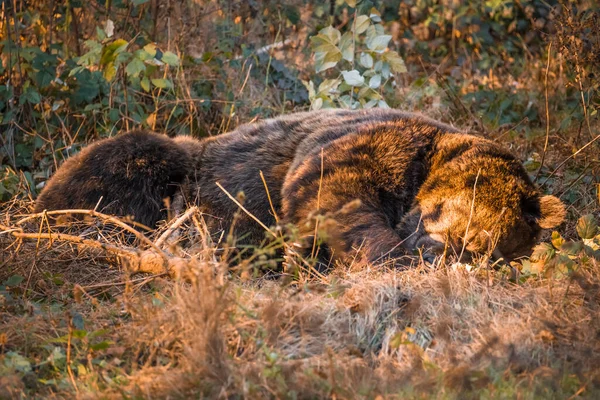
[[36, 109, 565, 264], [35, 131, 192, 227]]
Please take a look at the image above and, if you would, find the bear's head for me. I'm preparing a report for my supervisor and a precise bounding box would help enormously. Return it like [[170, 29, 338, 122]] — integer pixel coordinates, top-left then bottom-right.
[[396, 134, 566, 262]]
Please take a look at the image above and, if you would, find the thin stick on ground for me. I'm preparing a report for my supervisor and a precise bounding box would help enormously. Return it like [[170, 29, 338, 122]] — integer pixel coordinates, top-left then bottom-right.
[[155, 206, 199, 248], [17, 209, 153, 231], [1, 226, 139, 258]]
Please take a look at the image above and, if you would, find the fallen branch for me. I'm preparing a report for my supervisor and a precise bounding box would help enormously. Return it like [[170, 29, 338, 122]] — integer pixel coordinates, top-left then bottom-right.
[[16, 208, 168, 262]]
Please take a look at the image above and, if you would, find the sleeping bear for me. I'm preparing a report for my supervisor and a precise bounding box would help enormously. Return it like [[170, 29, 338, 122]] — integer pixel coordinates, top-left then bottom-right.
[[35, 109, 565, 265]]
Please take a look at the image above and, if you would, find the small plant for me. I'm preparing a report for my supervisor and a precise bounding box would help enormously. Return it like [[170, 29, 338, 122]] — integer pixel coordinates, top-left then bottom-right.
[[522, 214, 600, 278], [306, 3, 407, 110]]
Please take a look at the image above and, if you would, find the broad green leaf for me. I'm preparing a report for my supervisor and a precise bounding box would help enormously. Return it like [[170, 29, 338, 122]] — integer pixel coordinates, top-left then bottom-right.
[[90, 341, 112, 351], [369, 74, 381, 89], [100, 39, 128, 67], [381, 61, 391, 79], [161, 51, 179, 67], [342, 70, 365, 86], [144, 43, 157, 57], [21, 87, 41, 105], [353, 15, 370, 34], [317, 78, 341, 95], [5, 352, 32, 373], [339, 32, 355, 62], [359, 52, 373, 68], [357, 86, 381, 100], [383, 51, 407, 73], [314, 50, 341, 73], [364, 99, 378, 108], [141, 76, 150, 92], [4, 274, 24, 286], [96, 27, 106, 41], [367, 35, 392, 53], [151, 78, 173, 89], [310, 27, 342, 72], [577, 214, 598, 239], [369, 7, 382, 22], [125, 58, 145, 78], [318, 26, 341, 45], [103, 63, 117, 81], [560, 241, 582, 256]]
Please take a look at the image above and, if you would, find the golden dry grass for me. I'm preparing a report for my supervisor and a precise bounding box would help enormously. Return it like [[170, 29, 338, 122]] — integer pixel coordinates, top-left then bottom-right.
[[2, 198, 600, 398]]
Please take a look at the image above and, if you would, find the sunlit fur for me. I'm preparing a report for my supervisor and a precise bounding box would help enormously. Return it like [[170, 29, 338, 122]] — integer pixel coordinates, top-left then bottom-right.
[[35, 109, 566, 266]]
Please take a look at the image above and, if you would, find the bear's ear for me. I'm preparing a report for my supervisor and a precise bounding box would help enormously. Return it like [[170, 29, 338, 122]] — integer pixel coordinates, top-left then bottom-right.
[[538, 195, 566, 229]]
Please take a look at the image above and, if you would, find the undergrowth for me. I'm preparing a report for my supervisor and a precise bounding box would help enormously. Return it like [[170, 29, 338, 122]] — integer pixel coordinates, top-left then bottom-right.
[[1, 0, 600, 398]]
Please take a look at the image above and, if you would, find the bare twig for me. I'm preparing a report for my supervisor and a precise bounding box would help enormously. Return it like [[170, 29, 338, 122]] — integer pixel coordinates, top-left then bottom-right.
[[155, 206, 199, 248], [215, 182, 277, 238]]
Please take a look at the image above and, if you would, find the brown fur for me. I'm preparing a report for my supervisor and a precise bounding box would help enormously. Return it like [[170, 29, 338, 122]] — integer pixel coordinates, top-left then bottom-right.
[[35, 109, 566, 266]]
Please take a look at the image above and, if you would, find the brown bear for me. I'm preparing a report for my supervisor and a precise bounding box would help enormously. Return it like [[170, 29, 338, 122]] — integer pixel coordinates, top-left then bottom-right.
[[35, 109, 565, 265]]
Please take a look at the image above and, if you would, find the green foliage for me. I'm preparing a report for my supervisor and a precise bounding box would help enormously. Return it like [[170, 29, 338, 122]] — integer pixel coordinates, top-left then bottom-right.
[[522, 214, 600, 278], [306, 3, 406, 110]]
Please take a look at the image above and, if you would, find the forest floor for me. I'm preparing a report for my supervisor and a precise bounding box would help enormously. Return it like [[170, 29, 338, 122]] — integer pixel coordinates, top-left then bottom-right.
[[2, 2, 600, 398]]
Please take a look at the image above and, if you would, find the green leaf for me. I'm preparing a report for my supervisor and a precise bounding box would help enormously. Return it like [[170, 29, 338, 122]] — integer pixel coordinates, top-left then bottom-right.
[[144, 43, 157, 58], [353, 15, 370, 34], [369, 74, 381, 89], [318, 26, 341, 45], [4, 275, 24, 287], [100, 39, 128, 67], [317, 78, 341, 95], [369, 7, 382, 23], [90, 341, 111, 351], [151, 78, 173, 89], [577, 214, 598, 239], [367, 35, 392, 53], [103, 63, 117, 81], [72, 312, 85, 330], [560, 241, 583, 256], [339, 32, 355, 62], [21, 87, 41, 105], [383, 51, 407, 73], [314, 50, 341, 73], [359, 52, 373, 68], [132, 0, 150, 5], [5, 352, 32, 373], [125, 58, 146, 78], [341, 70, 365, 86], [141, 76, 150, 92], [310, 26, 342, 72], [161, 51, 179, 67]]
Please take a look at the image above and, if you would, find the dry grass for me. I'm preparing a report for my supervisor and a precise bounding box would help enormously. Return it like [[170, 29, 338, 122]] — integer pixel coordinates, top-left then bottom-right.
[[2, 198, 600, 399]]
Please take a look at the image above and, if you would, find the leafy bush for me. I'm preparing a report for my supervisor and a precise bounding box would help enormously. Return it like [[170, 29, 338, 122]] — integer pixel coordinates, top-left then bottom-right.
[[523, 214, 600, 278], [306, 4, 407, 109]]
